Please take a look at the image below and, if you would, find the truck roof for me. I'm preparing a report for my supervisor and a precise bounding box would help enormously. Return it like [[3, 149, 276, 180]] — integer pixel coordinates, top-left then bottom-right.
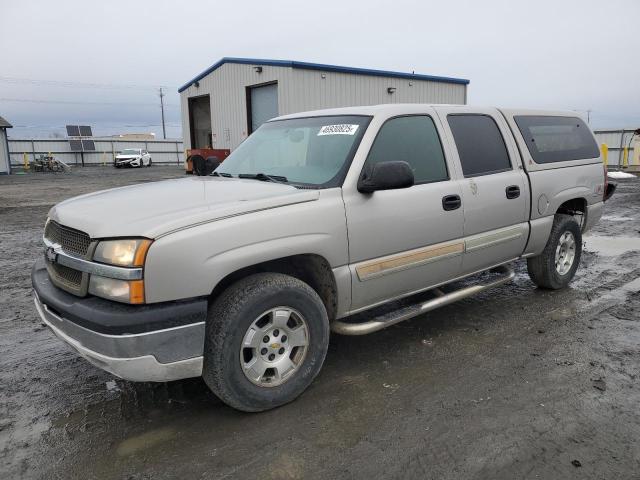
[[273, 104, 582, 121]]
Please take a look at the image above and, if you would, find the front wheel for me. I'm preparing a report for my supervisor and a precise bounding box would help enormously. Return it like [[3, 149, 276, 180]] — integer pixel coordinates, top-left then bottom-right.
[[527, 213, 582, 289], [203, 273, 330, 412], [148, 158, 152, 167]]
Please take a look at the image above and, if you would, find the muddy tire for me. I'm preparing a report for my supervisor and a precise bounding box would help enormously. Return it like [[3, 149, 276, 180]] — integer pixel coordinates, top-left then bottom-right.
[[527, 214, 582, 289], [202, 273, 330, 412]]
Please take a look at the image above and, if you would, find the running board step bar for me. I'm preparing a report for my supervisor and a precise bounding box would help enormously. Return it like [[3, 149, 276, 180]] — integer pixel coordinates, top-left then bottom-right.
[[331, 265, 515, 336]]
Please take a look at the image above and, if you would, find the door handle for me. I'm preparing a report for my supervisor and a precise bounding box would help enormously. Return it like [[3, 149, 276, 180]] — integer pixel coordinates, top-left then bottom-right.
[[505, 185, 520, 199], [442, 194, 462, 211]]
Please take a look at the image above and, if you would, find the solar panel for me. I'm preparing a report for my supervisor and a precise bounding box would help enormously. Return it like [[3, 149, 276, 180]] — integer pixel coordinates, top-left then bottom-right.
[[69, 139, 83, 151], [66, 125, 80, 137], [79, 126, 92, 137], [81, 139, 96, 151]]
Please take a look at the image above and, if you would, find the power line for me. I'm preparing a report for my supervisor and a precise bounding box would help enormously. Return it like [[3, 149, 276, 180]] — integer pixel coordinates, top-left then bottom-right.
[[0, 97, 178, 107], [0, 76, 177, 90], [12, 123, 182, 129]]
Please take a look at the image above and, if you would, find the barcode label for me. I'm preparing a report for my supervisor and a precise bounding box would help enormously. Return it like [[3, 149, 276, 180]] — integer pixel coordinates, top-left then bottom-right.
[[317, 124, 359, 136]]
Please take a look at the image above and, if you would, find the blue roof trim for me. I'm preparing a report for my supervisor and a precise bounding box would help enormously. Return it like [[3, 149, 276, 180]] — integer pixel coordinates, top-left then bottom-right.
[[178, 57, 470, 93]]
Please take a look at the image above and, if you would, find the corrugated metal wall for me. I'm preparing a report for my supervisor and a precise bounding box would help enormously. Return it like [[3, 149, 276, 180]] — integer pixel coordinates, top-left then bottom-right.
[[594, 129, 638, 167], [8, 138, 184, 166], [180, 63, 467, 150], [0, 130, 9, 174]]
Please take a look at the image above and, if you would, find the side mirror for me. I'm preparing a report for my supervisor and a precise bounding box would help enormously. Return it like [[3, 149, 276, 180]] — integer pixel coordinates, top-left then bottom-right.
[[358, 161, 415, 193]]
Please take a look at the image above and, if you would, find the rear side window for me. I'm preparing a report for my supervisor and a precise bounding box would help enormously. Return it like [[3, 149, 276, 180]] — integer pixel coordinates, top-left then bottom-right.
[[365, 116, 448, 184], [514, 115, 599, 163], [447, 115, 511, 177]]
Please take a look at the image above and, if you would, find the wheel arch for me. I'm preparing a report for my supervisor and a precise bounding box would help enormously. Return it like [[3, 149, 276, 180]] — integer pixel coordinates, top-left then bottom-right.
[[556, 197, 588, 230], [209, 253, 339, 322], [556, 197, 587, 215]]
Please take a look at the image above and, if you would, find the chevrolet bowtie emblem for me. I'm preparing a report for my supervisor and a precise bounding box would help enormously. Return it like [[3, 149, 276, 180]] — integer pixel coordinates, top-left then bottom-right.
[[45, 247, 57, 263], [270, 343, 281, 349]]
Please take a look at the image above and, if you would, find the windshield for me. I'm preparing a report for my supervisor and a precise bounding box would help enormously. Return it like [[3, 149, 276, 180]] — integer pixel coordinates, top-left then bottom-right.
[[215, 115, 371, 187], [120, 149, 141, 155]]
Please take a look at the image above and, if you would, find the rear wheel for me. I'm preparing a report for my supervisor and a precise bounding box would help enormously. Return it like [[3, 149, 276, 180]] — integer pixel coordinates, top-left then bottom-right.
[[148, 158, 152, 167], [203, 273, 330, 412], [527, 213, 582, 289]]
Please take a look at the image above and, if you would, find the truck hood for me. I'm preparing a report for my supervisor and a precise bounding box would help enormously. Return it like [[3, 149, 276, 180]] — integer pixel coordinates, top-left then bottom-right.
[[48, 177, 320, 239]]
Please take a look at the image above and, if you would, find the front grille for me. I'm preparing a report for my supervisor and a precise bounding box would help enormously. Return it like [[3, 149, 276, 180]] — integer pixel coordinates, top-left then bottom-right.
[[44, 220, 91, 257], [44, 220, 92, 296], [48, 262, 83, 290]]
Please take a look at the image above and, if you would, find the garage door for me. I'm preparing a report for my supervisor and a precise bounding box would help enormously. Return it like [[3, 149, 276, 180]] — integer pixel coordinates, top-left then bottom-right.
[[249, 83, 278, 133]]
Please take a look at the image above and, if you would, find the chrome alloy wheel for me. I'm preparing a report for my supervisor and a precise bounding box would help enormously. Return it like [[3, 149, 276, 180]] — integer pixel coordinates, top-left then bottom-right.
[[240, 307, 309, 387], [555, 231, 576, 275]]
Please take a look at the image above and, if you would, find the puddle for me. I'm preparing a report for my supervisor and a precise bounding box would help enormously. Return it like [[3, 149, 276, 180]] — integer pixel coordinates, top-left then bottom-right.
[[583, 236, 640, 256], [116, 426, 177, 456]]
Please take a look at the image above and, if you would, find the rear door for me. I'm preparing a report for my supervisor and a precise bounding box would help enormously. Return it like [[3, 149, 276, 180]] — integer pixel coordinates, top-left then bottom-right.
[[343, 111, 465, 311], [435, 107, 530, 274]]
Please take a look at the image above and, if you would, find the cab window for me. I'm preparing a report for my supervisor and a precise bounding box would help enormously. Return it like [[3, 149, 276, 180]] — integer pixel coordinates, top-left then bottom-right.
[[365, 115, 448, 184], [447, 114, 511, 177]]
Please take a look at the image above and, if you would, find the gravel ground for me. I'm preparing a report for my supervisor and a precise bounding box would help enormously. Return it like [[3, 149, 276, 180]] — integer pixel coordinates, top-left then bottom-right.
[[0, 166, 639, 480]]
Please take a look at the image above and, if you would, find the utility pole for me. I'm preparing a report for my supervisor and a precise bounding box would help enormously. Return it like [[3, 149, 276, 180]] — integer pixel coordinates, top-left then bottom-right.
[[586, 109, 592, 124], [159, 87, 166, 139]]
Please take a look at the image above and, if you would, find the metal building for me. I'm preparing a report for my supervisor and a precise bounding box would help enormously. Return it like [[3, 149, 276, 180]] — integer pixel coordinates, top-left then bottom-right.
[[0, 116, 12, 174], [179, 57, 469, 151]]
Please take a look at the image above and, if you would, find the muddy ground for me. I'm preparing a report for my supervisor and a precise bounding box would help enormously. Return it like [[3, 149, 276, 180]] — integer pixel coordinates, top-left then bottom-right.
[[1, 167, 639, 480]]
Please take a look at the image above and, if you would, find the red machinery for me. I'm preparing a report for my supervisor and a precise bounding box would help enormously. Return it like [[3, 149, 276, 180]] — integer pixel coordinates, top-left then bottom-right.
[[185, 148, 230, 174]]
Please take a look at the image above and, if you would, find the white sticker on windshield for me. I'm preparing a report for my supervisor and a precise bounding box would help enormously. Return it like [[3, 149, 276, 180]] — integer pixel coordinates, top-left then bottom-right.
[[317, 124, 359, 136]]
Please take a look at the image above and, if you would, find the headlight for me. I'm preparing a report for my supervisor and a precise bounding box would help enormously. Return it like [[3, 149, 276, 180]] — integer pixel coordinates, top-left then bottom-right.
[[90, 239, 151, 304], [89, 276, 145, 304], [93, 239, 151, 267]]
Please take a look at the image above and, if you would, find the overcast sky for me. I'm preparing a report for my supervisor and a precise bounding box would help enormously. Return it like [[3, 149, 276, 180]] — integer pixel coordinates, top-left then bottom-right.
[[1, 0, 638, 138]]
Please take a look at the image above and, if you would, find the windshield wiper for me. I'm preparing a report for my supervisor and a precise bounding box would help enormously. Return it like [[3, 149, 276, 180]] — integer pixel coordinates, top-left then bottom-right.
[[211, 171, 233, 177], [238, 173, 288, 183]]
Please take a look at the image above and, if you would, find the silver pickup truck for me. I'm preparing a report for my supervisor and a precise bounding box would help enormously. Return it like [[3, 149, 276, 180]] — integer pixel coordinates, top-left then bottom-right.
[[32, 104, 615, 411]]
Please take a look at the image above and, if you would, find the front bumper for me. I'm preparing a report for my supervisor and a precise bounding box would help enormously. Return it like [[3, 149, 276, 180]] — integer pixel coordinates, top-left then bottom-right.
[[115, 158, 140, 167], [32, 260, 207, 382]]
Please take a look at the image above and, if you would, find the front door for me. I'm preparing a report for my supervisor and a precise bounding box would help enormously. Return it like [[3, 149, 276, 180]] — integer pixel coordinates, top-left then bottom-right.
[[343, 112, 465, 312], [436, 107, 530, 274]]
